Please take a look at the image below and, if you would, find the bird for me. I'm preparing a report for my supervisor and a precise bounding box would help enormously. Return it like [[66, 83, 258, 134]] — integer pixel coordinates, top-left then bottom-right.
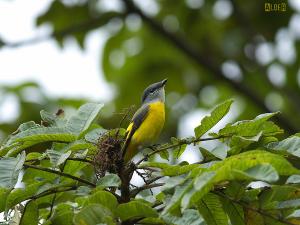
[[123, 78, 167, 162]]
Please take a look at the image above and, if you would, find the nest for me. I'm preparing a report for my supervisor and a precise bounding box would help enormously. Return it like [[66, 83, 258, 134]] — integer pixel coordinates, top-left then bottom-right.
[[93, 131, 124, 179]]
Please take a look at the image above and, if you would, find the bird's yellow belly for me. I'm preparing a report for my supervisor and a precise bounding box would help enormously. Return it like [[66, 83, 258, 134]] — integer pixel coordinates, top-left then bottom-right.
[[131, 102, 165, 146]]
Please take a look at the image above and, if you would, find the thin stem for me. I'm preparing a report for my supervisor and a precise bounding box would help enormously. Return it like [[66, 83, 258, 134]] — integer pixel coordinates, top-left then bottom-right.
[[130, 183, 164, 197], [23, 163, 96, 187], [136, 136, 226, 165], [145, 176, 163, 185], [25, 157, 93, 164], [19, 185, 77, 224]]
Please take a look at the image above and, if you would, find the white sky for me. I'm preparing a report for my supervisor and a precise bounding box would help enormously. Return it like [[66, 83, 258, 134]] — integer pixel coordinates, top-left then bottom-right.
[[0, 0, 113, 102]]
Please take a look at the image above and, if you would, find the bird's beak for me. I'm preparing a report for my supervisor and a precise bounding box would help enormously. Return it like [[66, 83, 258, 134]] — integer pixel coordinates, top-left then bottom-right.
[[161, 78, 168, 86]]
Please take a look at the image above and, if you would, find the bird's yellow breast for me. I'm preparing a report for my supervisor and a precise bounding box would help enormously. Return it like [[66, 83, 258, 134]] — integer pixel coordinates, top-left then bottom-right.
[[132, 101, 165, 144]]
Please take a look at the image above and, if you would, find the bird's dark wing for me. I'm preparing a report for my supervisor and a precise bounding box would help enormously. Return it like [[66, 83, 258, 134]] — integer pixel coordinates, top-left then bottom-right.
[[123, 104, 149, 152]]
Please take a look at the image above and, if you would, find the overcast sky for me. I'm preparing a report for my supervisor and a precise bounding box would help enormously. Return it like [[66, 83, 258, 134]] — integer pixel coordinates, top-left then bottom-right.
[[0, 0, 112, 101]]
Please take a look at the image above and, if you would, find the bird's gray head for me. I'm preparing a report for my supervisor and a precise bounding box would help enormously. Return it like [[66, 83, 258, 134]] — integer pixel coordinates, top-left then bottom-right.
[[141, 79, 167, 104]]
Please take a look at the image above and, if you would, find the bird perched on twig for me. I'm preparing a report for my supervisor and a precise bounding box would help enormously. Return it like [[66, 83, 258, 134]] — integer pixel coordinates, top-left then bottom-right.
[[122, 79, 167, 162]]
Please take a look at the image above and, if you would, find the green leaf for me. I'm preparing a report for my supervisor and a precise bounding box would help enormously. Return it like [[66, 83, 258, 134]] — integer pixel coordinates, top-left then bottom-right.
[[197, 193, 228, 225], [140, 162, 198, 177], [286, 175, 300, 184], [117, 201, 158, 221], [0, 140, 41, 157], [162, 209, 205, 225], [85, 190, 118, 214], [40, 109, 66, 127], [0, 188, 10, 212], [171, 137, 187, 159], [217, 112, 282, 137], [0, 152, 25, 188], [85, 128, 106, 144], [164, 150, 298, 213], [96, 174, 121, 188], [5, 181, 46, 211], [221, 198, 245, 225], [233, 164, 279, 183], [162, 179, 193, 214], [287, 209, 300, 219], [200, 145, 227, 160], [139, 217, 165, 225], [50, 203, 74, 225], [3, 128, 77, 157], [46, 150, 71, 167], [66, 103, 104, 136], [73, 204, 115, 225], [266, 136, 300, 157], [194, 100, 233, 138], [3, 127, 78, 157], [61, 140, 97, 153], [159, 149, 169, 161], [228, 132, 263, 155], [181, 172, 216, 210], [277, 199, 300, 209], [20, 200, 38, 225], [12, 127, 77, 143], [18, 121, 40, 132]]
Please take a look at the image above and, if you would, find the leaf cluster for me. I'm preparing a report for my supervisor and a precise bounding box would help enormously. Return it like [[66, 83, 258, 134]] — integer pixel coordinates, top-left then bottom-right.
[[0, 100, 300, 225]]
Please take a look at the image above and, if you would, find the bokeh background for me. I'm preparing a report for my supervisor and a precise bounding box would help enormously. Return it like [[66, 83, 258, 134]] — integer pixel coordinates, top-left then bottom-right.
[[1, 0, 300, 162]]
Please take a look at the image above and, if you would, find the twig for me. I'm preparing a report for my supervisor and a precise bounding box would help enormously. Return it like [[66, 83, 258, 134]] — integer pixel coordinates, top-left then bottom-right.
[[136, 136, 226, 165], [19, 185, 77, 225], [23, 163, 96, 187], [47, 193, 56, 220], [145, 176, 163, 185], [135, 169, 148, 184], [47, 160, 67, 220], [130, 183, 164, 197], [25, 157, 93, 164], [213, 190, 296, 225]]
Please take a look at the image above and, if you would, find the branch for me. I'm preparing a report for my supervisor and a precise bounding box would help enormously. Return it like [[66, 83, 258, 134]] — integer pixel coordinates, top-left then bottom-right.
[[32, 186, 77, 200], [130, 183, 164, 198], [25, 157, 93, 164], [23, 163, 96, 187], [213, 190, 296, 225], [136, 136, 226, 165], [19, 185, 77, 224], [145, 176, 163, 185], [122, 0, 297, 134]]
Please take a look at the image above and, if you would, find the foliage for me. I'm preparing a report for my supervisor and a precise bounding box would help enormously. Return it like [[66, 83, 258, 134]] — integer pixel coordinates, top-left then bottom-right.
[[1, 100, 300, 225]]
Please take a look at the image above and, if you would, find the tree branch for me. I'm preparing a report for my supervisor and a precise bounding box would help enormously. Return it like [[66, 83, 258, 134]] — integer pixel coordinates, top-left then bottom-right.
[[130, 183, 164, 198], [213, 190, 296, 225], [25, 157, 93, 164], [19, 185, 77, 225], [136, 136, 226, 165], [23, 163, 96, 187], [122, 0, 297, 134]]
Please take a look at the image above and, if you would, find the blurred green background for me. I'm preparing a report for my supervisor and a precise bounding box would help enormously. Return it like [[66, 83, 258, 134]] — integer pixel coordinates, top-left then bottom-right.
[[1, 0, 300, 144]]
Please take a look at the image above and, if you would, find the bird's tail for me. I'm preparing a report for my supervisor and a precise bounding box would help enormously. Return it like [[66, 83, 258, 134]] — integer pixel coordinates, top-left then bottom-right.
[[122, 130, 139, 162]]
